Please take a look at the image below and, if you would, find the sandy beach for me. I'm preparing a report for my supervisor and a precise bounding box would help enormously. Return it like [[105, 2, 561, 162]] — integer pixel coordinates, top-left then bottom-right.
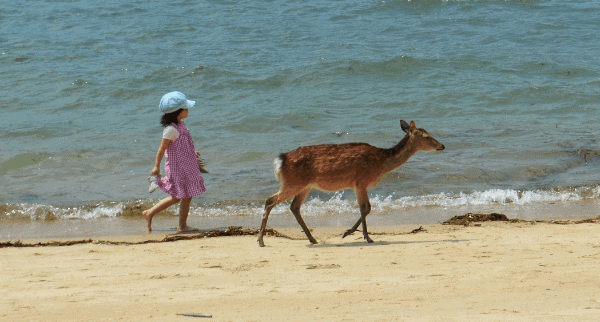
[[2, 221, 600, 322]]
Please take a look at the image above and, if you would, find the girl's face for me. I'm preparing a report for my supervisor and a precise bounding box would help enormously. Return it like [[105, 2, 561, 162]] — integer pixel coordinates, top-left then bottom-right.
[[177, 109, 189, 121]]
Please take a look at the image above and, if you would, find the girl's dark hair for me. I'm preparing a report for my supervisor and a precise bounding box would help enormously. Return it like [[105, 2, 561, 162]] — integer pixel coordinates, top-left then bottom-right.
[[160, 109, 184, 127]]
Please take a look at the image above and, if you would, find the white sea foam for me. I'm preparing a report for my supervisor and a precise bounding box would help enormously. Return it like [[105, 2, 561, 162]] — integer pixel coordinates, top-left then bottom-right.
[[61, 205, 123, 220], [1, 186, 597, 221], [195, 186, 597, 218], [3, 203, 124, 221]]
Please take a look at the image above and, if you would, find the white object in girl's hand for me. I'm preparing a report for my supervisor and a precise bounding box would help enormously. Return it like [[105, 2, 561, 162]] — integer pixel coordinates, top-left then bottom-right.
[[198, 156, 209, 173], [148, 175, 159, 193]]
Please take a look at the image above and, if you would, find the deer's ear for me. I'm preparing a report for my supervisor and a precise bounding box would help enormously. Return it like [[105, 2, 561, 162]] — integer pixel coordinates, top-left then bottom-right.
[[401, 120, 410, 133], [410, 121, 417, 131]]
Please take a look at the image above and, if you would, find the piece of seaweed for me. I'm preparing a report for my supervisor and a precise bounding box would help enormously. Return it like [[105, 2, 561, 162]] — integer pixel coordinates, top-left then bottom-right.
[[443, 213, 510, 225], [0, 226, 288, 248], [443, 213, 600, 226]]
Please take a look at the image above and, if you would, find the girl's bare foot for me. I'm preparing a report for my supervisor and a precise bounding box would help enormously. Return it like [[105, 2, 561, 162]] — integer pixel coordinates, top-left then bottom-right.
[[176, 226, 198, 234], [142, 210, 153, 231]]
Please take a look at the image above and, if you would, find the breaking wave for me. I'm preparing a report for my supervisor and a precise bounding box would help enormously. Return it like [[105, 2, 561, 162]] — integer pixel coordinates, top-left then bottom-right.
[[2, 186, 599, 222]]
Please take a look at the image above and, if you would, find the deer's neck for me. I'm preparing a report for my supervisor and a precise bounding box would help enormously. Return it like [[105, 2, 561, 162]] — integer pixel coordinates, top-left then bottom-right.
[[382, 135, 417, 173]]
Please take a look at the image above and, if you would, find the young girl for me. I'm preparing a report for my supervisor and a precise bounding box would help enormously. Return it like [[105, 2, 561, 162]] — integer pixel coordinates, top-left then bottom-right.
[[142, 91, 206, 233]]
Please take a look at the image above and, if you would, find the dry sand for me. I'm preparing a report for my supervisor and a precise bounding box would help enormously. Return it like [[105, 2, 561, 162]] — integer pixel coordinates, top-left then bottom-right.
[[2, 222, 600, 321]]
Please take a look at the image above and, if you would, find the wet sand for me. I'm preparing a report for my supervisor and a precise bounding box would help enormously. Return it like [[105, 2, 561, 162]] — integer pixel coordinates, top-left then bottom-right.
[[2, 221, 600, 321], [2, 201, 597, 242]]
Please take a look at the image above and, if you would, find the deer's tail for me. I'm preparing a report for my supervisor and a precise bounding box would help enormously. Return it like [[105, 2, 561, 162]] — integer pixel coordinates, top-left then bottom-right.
[[273, 153, 286, 182]]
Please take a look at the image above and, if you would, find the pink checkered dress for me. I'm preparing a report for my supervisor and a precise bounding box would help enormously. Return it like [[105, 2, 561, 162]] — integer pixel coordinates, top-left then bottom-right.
[[157, 121, 206, 199]]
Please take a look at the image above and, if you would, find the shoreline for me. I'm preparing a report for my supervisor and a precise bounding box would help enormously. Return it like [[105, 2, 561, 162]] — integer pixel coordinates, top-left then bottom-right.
[[2, 213, 600, 248], [1, 200, 599, 242], [3, 221, 600, 321]]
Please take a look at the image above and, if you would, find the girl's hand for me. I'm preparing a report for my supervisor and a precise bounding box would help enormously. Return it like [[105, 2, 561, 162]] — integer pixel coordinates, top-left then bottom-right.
[[196, 150, 209, 173], [152, 138, 171, 177]]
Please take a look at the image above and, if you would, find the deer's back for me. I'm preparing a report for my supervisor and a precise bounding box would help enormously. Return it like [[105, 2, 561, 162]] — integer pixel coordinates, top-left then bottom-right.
[[278, 143, 388, 191]]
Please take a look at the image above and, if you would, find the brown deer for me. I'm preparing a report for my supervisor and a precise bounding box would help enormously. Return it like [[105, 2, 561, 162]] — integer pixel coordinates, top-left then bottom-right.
[[257, 120, 445, 247]]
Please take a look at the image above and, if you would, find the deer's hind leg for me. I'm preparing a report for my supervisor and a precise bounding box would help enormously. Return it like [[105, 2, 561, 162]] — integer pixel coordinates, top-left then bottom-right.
[[258, 188, 301, 247], [290, 188, 317, 244]]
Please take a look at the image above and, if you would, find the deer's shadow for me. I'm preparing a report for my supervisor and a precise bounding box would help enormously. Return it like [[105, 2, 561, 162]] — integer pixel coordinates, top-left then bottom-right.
[[306, 238, 472, 248]]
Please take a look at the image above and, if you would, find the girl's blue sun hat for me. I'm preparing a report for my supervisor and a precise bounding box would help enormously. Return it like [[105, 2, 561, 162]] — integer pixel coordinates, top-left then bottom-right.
[[159, 91, 196, 114]]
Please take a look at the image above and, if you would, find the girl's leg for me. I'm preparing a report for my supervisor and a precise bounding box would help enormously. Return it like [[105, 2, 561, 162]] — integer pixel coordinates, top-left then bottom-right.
[[177, 197, 193, 233], [142, 196, 181, 231]]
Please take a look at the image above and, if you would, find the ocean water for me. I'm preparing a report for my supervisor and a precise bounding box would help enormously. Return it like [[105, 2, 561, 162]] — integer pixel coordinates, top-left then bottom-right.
[[1, 0, 600, 240]]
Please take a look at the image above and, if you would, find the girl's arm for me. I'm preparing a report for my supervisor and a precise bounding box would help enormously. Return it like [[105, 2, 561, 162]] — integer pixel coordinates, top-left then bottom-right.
[[151, 138, 173, 176]]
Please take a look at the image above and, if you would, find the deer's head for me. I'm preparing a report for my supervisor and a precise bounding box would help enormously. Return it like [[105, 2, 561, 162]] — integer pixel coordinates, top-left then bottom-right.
[[401, 120, 445, 152]]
